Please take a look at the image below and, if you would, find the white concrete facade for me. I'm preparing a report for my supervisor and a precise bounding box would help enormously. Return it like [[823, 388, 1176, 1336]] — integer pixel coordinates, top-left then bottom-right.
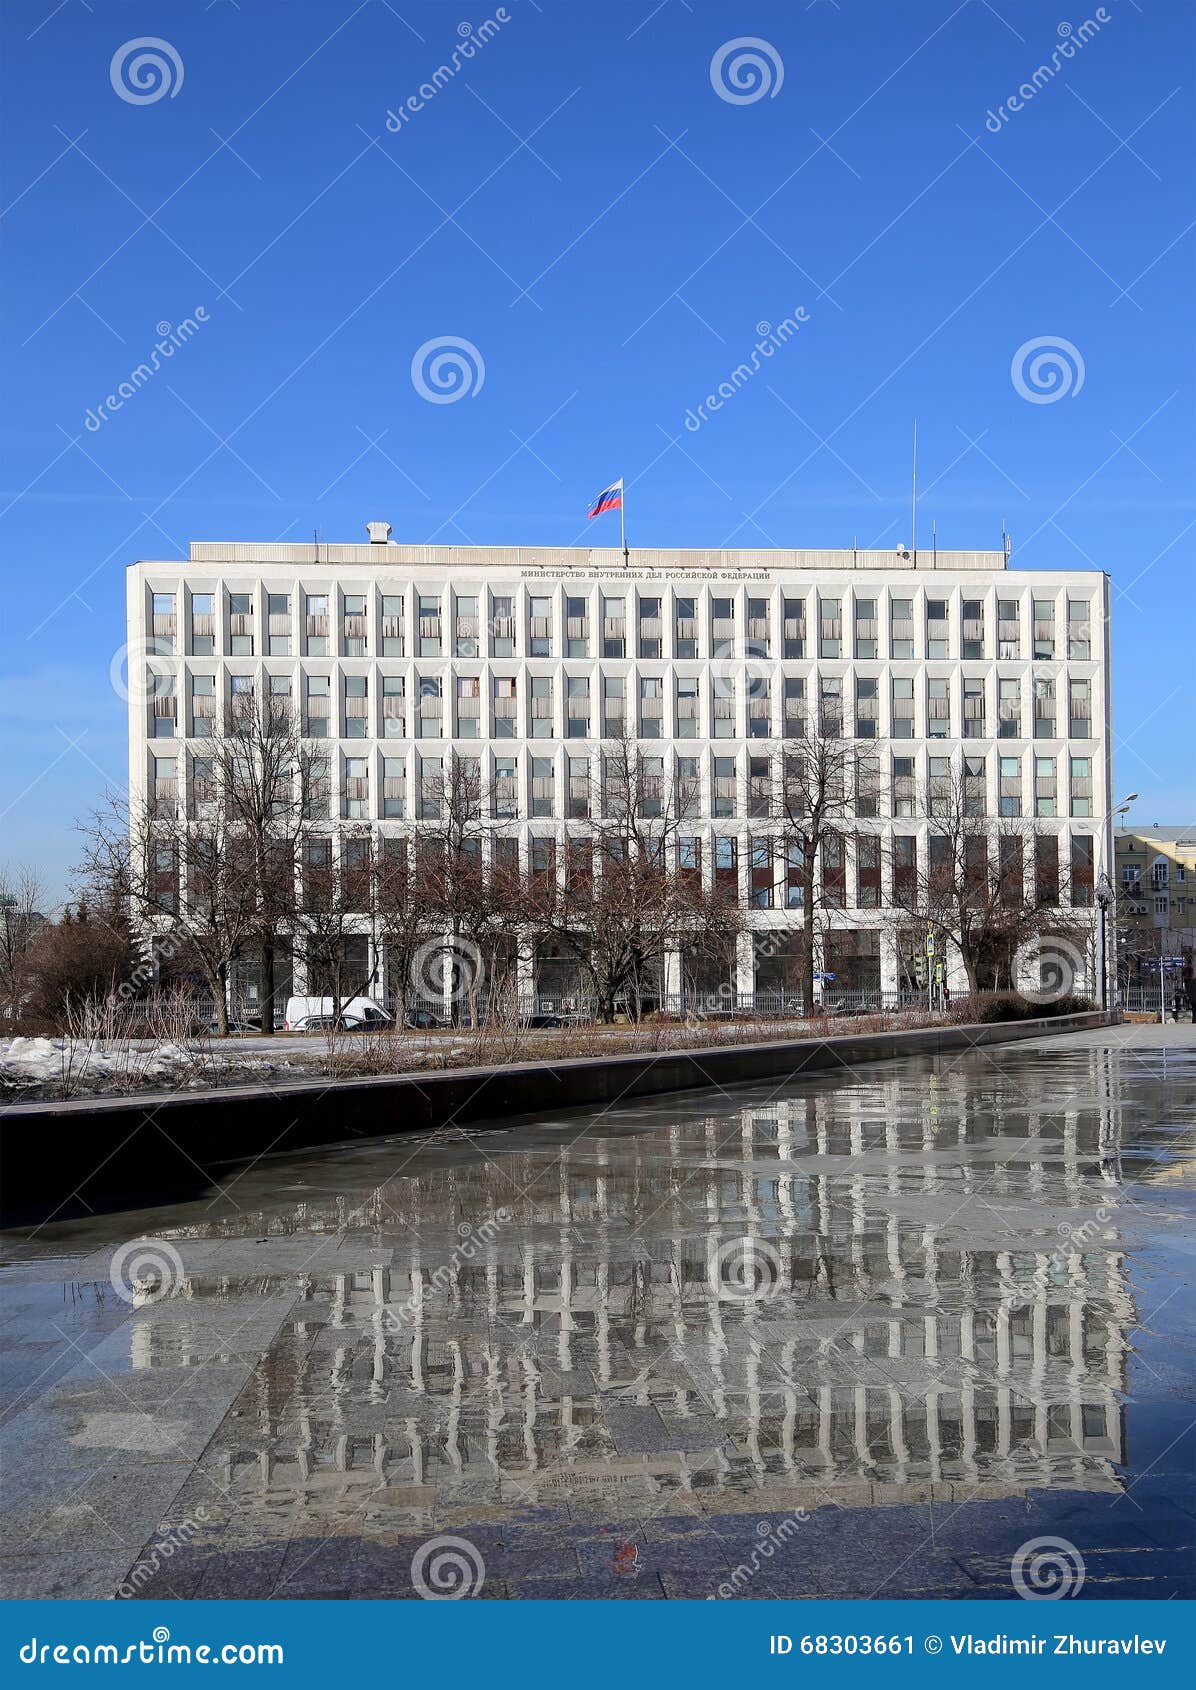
[[126, 532, 1113, 1008]]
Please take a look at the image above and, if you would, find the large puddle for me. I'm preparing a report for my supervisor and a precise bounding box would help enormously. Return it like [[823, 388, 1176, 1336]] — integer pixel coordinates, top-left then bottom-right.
[[2, 1026, 1194, 1599]]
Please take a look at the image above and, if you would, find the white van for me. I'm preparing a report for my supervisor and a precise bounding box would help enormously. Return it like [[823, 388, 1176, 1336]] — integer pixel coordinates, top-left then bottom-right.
[[283, 995, 393, 1032]]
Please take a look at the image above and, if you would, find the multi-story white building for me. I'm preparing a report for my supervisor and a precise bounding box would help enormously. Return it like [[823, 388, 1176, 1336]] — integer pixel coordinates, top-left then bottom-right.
[[126, 526, 1112, 1014]]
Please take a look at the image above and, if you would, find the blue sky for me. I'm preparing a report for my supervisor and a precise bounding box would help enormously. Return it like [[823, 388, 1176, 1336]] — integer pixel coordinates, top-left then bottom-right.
[[1, 0, 1192, 900]]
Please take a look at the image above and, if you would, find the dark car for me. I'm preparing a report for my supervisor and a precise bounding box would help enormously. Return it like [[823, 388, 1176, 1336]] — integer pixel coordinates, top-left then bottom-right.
[[404, 1008, 447, 1030]]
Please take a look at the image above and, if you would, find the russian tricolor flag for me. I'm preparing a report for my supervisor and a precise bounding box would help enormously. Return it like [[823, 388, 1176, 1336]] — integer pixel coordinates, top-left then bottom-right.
[[588, 478, 623, 519]]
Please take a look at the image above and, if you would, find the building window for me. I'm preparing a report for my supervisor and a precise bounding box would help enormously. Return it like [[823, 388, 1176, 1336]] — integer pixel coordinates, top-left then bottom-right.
[[190, 591, 214, 656], [713, 756, 736, 817], [493, 675, 517, 737], [566, 675, 590, 738], [782, 596, 805, 658], [494, 757, 516, 819], [531, 756, 554, 818], [567, 755, 590, 818], [559, 594, 586, 657], [1034, 676, 1056, 738], [306, 593, 329, 656], [712, 596, 735, 655], [304, 673, 330, 737], [854, 597, 877, 659], [746, 596, 770, 657], [455, 595, 479, 657], [1069, 755, 1092, 817], [382, 674, 405, 738], [229, 592, 254, 655], [190, 672, 215, 738], [344, 675, 368, 739], [382, 593, 404, 656], [999, 675, 1021, 738], [343, 593, 367, 656], [418, 595, 442, 656], [419, 756, 442, 819], [343, 756, 369, 819], [267, 593, 291, 655], [417, 675, 442, 738], [530, 675, 553, 739], [638, 596, 662, 659], [784, 677, 805, 738], [749, 838, 774, 908], [927, 676, 950, 738], [382, 756, 406, 818], [675, 596, 697, 658], [457, 675, 481, 739], [997, 597, 1020, 659], [890, 596, 914, 659], [999, 754, 1021, 817], [602, 596, 626, 658], [603, 675, 625, 738], [714, 835, 738, 892], [492, 594, 516, 657], [640, 675, 663, 738], [1069, 677, 1092, 739], [1033, 598, 1055, 659], [891, 676, 915, 739], [926, 597, 949, 659], [893, 756, 915, 818], [1071, 835, 1095, 906], [1068, 600, 1091, 660], [1034, 754, 1057, 817], [856, 834, 881, 907], [963, 676, 985, 738], [529, 595, 552, 657], [961, 598, 985, 659], [819, 595, 842, 659], [748, 755, 771, 818]]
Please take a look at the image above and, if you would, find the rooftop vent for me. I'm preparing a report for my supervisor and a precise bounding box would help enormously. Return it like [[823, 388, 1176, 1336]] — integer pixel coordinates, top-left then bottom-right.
[[366, 521, 391, 544]]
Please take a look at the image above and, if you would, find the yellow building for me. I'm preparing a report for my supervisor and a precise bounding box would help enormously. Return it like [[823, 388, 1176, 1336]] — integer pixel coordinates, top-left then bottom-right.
[[1114, 825, 1195, 995]]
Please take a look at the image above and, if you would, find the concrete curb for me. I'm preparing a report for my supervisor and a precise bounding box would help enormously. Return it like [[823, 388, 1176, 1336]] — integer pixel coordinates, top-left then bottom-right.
[[0, 1010, 1117, 1226]]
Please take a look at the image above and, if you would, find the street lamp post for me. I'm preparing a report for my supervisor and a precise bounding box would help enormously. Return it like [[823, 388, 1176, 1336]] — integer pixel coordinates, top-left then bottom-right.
[[1095, 873, 1112, 1012]]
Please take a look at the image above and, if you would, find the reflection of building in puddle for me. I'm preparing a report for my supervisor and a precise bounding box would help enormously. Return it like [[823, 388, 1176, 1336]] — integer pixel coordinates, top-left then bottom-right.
[[165, 1057, 1137, 1516]]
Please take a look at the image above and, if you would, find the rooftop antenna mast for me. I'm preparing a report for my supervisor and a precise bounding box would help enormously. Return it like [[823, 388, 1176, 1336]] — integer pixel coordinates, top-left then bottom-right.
[[910, 419, 918, 565]]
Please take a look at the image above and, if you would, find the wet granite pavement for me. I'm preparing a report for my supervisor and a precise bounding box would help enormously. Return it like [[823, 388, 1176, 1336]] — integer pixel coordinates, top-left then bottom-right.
[[1, 1022, 1193, 1602]]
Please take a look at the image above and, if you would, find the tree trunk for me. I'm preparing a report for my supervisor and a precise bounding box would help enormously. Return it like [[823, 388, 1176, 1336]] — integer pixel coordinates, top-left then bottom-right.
[[260, 939, 275, 1036], [214, 961, 230, 1037], [802, 872, 816, 1014]]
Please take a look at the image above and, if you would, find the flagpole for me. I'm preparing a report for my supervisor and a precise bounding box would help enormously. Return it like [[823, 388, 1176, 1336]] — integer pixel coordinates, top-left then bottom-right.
[[620, 479, 627, 565]]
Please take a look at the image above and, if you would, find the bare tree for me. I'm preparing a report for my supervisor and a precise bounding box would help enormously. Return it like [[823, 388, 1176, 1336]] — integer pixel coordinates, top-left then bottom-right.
[[294, 827, 379, 1023], [775, 722, 862, 1010], [0, 862, 49, 1021], [883, 765, 1088, 994], [205, 689, 316, 1034], [525, 733, 742, 1023]]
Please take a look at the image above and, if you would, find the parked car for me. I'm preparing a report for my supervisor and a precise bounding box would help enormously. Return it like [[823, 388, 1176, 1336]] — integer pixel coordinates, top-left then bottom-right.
[[404, 1007, 447, 1030], [284, 995, 393, 1032]]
